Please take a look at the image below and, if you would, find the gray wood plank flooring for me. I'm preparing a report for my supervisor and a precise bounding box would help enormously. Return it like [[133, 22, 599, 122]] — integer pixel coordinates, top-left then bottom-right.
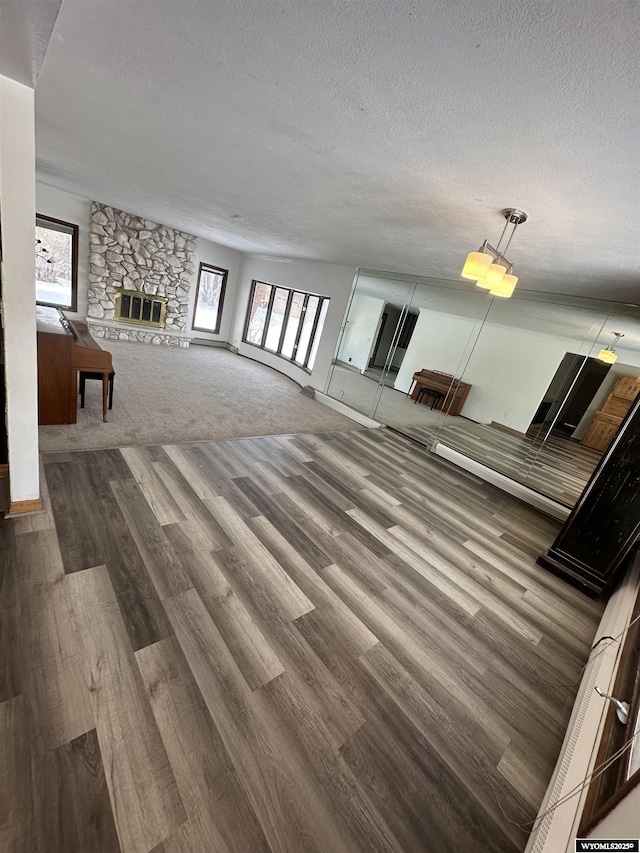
[[0, 427, 603, 852], [423, 420, 602, 506]]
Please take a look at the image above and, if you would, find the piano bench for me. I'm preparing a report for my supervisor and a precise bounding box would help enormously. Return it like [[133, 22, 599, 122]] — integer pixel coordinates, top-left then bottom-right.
[[415, 387, 444, 410], [79, 370, 115, 413]]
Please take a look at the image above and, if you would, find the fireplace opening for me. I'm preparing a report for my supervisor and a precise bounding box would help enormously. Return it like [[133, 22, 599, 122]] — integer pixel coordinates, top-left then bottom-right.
[[115, 289, 168, 328]]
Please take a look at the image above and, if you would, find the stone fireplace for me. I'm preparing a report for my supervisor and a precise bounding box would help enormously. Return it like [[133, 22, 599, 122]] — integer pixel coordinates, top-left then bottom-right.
[[86, 202, 196, 346]]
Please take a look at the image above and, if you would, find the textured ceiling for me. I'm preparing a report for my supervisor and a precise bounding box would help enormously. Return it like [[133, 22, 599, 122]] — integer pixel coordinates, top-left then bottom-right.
[[0, 0, 61, 86], [33, 0, 640, 303]]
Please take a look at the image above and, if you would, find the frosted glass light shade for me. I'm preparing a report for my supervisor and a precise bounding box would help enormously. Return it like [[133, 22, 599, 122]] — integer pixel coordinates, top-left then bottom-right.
[[476, 263, 506, 289], [461, 251, 492, 280], [490, 273, 518, 298], [597, 348, 618, 364]]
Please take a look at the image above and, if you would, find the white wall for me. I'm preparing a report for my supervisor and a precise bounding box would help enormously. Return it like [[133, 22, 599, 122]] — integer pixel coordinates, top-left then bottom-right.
[[188, 238, 243, 344], [35, 182, 91, 319], [460, 325, 580, 432], [337, 292, 385, 372], [395, 310, 479, 393], [0, 76, 40, 505], [233, 255, 356, 389], [394, 309, 611, 433], [391, 343, 409, 370]]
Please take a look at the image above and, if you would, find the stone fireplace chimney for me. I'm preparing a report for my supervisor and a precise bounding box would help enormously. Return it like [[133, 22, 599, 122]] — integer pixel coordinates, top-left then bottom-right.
[[86, 202, 196, 346]]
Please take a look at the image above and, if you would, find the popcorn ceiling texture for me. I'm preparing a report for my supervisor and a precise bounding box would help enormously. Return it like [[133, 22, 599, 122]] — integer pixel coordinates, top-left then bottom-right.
[[33, 2, 640, 303], [87, 202, 196, 346]]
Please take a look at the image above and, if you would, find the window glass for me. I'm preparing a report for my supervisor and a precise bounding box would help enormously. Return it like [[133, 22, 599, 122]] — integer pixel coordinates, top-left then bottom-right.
[[245, 282, 272, 345], [243, 280, 329, 373], [281, 292, 306, 358], [35, 215, 78, 311], [192, 264, 228, 333], [307, 298, 328, 370], [295, 295, 319, 366], [265, 288, 289, 351]]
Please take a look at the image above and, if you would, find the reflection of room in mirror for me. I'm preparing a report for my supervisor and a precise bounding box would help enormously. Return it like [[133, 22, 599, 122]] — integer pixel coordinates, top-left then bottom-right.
[[328, 270, 640, 509]]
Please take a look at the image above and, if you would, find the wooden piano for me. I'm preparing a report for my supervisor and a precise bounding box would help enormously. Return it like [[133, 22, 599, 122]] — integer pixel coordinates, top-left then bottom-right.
[[409, 368, 471, 416], [36, 306, 113, 424]]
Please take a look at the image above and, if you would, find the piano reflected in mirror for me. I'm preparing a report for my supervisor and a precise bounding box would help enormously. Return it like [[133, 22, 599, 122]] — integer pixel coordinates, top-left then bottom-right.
[[409, 368, 471, 417]]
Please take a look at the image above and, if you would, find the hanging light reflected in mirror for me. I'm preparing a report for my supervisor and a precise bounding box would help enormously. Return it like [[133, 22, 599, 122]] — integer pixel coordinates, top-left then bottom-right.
[[597, 348, 618, 364], [597, 332, 624, 364]]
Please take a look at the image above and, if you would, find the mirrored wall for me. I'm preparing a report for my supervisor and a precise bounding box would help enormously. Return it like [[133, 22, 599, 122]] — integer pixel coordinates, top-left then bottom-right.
[[326, 269, 640, 508]]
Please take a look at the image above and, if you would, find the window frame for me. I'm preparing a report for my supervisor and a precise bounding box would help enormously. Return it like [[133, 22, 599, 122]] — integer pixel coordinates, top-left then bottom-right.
[[242, 279, 329, 373], [277, 289, 294, 354], [35, 213, 79, 313], [191, 262, 229, 335]]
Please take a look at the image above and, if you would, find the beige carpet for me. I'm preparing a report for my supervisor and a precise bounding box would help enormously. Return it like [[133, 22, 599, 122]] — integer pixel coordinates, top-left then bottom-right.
[[327, 364, 445, 433], [39, 341, 359, 453]]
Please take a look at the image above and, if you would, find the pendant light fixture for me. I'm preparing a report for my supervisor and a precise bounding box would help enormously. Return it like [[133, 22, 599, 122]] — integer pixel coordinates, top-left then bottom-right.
[[597, 332, 624, 364], [461, 208, 527, 298], [489, 271, 518, 298]]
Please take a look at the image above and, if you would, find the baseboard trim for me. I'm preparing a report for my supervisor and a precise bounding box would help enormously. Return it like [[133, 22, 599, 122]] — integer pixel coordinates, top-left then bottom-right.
[[314, 392, 382, 429], [191, 338, 228, 348], [491, 420, 526, 436], [8, 497, 43, 515], [434, 443, 570, 520], [333, 359, 362, 374]]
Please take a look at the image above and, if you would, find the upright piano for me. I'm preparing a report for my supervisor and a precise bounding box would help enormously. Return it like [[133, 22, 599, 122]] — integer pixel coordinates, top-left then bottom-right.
[[36, 307, 113, 424], [409, 368, 472, 416]]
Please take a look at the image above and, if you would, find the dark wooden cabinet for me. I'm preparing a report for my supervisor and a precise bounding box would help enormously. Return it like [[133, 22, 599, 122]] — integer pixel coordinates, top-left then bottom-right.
[[538, 392, 640, 596]]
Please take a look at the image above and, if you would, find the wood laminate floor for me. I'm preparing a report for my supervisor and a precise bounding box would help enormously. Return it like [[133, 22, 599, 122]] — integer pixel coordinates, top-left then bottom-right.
[[328, 364, 602, 506], [409, 420, 601, 507], [0, 428, 603, 852]]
